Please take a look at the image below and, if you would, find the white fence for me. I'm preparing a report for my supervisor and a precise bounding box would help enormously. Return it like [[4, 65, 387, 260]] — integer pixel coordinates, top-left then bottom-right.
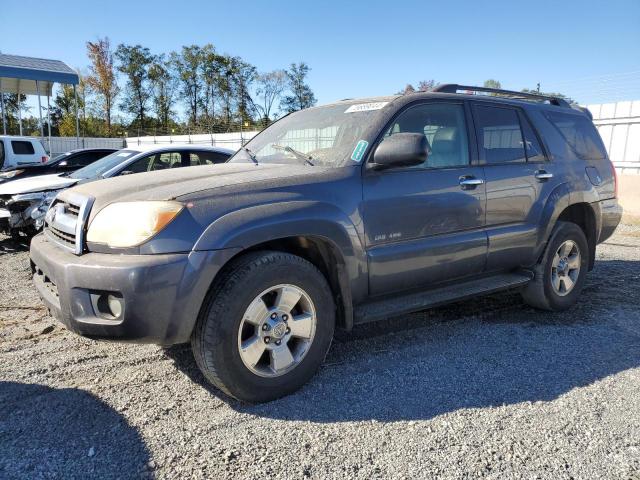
[[587, 100, 640, 174], [40, 137, 126, 157], [125, 132, 259, 152]]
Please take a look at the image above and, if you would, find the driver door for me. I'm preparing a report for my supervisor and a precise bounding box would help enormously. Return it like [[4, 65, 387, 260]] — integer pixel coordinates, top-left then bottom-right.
[[362, 102, 487, 296]]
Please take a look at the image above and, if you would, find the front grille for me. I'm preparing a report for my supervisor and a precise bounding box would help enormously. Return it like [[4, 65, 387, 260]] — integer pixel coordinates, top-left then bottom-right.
[[44, 193, 93, 255]]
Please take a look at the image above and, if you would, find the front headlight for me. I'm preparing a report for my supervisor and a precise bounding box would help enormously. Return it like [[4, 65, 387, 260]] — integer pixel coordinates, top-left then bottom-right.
[[87, 201, 184, 248]]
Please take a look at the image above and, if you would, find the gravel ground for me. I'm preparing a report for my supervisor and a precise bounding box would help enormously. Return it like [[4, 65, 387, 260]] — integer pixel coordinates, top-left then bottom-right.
[[1, 226, 639, 479]]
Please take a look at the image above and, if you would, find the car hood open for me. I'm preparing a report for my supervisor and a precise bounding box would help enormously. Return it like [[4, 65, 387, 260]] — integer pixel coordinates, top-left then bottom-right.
[[0, 173, 78, 196]]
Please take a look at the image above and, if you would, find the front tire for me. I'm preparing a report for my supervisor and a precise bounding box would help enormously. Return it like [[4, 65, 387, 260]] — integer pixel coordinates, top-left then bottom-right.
[[521, 221, 589, 311], [191, 251, 335, 403]]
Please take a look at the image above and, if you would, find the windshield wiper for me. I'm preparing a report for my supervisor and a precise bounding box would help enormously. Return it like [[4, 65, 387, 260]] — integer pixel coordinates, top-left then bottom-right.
[[242, 146, 259, 165], [271, 144, 314, 166]]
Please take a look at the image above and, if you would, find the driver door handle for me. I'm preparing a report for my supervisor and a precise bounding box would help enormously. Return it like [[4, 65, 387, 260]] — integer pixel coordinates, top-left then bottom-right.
[[459, 176, 484, 189]]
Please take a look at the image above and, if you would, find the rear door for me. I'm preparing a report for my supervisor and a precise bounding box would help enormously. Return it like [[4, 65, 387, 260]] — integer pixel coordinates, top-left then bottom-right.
[[471, 102, 559, 271], [362, 101, 487, 296]]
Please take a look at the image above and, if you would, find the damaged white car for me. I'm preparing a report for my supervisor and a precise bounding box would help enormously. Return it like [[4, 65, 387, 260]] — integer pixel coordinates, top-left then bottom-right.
[[0, 144, 233, 239]]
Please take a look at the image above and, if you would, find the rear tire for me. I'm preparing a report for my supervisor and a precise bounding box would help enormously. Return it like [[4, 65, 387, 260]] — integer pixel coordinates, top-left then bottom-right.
[[191, 251, 335, 403], [521, 221, 589, 311]]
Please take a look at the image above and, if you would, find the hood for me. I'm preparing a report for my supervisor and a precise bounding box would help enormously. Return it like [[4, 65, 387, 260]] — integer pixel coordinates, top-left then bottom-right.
[[70, 163, 331, 210], [0, 173, 78, 196]]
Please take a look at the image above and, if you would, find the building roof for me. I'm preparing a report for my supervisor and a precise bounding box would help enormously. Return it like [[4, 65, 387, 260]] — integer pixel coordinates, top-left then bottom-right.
[[0, 53, 79, 96]]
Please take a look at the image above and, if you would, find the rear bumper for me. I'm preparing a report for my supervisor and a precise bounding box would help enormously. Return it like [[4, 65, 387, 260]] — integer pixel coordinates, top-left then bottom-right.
[[29, 233, 240, 345], [597, 198, 623, 244]]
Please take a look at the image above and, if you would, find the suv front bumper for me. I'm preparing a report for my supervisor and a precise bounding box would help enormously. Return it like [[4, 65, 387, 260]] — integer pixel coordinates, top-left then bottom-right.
[[30, 234, 239, 345]]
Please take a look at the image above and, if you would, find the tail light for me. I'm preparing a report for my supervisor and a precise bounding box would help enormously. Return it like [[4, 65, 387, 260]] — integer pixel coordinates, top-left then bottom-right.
[[41, 156, 49, 163]]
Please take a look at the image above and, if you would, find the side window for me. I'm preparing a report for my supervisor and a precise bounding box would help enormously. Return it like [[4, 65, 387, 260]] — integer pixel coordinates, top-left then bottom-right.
[[190, 151, 228, 165], [0, 141, 4, 168], [518, 113, 546, 163], [544, 111, 607, 160], [123, 154, 155, 174], [67, 152, 96, 167], [125, 151, 183, 175], [474, 105, 526, 164], [385, 103, 469, 168], [11, 141, 35, 155]]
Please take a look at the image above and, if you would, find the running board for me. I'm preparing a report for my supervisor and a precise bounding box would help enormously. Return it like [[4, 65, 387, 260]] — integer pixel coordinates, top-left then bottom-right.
[[354, 272, 533, 324]]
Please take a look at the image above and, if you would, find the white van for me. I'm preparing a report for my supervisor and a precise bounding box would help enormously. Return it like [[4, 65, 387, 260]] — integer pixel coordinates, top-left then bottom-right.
[[0, 136, 49, 170]]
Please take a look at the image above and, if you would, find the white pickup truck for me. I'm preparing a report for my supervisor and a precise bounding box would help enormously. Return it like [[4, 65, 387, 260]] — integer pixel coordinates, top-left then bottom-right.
[[0, 136, 49, 170]]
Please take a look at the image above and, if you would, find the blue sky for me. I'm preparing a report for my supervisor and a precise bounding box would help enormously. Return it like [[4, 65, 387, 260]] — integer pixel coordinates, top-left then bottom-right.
[[2, 0, 639, 113]]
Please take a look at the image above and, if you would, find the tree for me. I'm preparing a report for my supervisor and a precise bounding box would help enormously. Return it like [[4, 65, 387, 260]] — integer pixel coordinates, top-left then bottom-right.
[[52, 83, 80, 136], [85, 37, 119, 135], [1, 93, 28, 134], [281, 62, 316, 113], [115, 44, 154, 128], [417, 80, 438, 92], [232, 58, 257, 124], [255, 70, 287, 122], [483, 79, 502, 89], [201, 45, 221, 123], [171, 45, 207, 125], [148, 54, 177, 131], [398, 84, 416, 95], [521, 88, 576, 105]]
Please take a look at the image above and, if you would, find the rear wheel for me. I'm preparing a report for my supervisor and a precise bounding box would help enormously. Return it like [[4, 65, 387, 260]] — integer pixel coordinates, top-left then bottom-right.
[[191, 251, 335, 402], [521, 221, 589, 311]]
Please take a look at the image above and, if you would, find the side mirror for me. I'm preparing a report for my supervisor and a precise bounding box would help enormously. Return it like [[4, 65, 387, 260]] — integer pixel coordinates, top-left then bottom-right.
[[371, 133, 428, 169]]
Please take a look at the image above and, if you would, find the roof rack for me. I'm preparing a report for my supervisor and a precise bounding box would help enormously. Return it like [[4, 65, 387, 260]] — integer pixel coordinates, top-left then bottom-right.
[[433, 84, 571, 108]]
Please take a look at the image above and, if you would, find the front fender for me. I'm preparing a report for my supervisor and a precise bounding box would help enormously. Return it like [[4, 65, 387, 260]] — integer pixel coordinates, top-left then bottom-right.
[[193, 200, 369, 306]]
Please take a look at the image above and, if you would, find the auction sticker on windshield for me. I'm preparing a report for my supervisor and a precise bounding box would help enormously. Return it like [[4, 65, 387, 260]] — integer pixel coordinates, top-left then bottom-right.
[[344, 102, 388, 113], [351, 140, 369, 162]]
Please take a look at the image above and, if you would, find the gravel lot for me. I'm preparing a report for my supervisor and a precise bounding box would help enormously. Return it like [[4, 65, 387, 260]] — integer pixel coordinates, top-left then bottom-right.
[[1, 226, 639, 479]]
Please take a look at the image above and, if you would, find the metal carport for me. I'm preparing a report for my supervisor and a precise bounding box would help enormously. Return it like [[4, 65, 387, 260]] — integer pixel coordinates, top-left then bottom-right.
[[0, 53, 80, 149]]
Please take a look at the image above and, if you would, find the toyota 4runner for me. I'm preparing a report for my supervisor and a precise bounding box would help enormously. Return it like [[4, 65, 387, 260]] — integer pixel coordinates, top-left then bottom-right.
[[29, 85, 622, 402]]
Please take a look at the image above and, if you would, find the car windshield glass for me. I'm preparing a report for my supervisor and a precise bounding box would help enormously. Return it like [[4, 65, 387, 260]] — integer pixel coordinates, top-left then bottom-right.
[[229, 102, 390, 167], [47, 152, 71, 164], [69, 150, 140, 179]]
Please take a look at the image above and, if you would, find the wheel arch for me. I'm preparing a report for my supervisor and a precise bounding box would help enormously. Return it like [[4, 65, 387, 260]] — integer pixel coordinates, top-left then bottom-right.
[[194, 201, 368, 331], [555, 202, 598, 270]]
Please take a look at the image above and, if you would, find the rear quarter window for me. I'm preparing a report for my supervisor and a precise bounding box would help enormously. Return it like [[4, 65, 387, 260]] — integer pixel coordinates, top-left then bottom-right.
[[11, 141, 35, 155], [544, 111, 608, 160]]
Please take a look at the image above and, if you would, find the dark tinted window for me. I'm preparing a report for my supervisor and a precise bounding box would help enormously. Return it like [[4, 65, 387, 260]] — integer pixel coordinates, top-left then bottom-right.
[[11, 141, 35, 155], [68, 152, 99, 167], [518, 112, 546, 162], [385, 103, 469, 168], [0, 141, 4, 167], [474, 106, 526, 164], [124, 151, 182, 174], [544, 111, 608, 160], [190, 151, 229, 165]]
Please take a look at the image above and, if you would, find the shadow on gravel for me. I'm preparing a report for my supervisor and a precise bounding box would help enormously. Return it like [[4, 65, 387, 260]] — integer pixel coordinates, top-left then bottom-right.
[[0, 382, 151, 479], [168, 259, 640, 422]]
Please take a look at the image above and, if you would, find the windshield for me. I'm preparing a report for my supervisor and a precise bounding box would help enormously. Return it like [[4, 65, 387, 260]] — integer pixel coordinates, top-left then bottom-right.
[[47, 152, 71, 164], [229, 101, 390, 167], [69, 149, 140, 179]]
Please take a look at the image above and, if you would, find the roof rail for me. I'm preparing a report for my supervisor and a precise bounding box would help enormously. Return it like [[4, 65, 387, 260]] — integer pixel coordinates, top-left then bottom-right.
[[433, 84, 571, 108]]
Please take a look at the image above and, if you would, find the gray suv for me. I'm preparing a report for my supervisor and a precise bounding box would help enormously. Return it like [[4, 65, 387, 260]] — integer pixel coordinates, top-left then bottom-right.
[[30, 85, 622, 402]]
